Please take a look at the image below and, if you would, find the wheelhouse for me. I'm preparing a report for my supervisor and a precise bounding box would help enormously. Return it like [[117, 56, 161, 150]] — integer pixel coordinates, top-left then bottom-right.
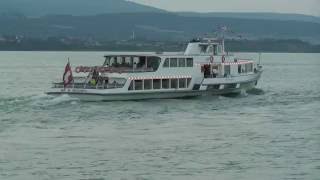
[[184, 39, 224, 56]]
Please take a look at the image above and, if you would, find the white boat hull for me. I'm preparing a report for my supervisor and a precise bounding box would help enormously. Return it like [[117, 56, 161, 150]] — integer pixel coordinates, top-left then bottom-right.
[[47, 90, 203, 101], [47, 73, 261, 101]]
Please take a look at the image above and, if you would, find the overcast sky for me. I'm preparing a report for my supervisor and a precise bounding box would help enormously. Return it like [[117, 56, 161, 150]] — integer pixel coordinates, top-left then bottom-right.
[[130, 0, 320, 16]]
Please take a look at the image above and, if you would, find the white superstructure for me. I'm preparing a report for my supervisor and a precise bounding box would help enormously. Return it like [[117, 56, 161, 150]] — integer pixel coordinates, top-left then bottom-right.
[[47, 38, 263, 101]]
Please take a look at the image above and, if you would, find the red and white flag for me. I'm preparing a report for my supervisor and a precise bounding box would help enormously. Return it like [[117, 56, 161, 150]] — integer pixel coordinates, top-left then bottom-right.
[[63, 61, 73, 88]]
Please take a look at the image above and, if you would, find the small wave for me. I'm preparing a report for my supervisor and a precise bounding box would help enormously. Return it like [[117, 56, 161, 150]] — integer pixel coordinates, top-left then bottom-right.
[[240, 89, 249, 97], [247, 88, 265, 95], [0, 96, 32, 113], [0, 94, 79, 112]]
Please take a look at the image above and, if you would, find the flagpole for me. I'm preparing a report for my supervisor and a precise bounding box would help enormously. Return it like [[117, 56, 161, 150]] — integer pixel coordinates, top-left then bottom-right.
[[63, 57, 73, 89]]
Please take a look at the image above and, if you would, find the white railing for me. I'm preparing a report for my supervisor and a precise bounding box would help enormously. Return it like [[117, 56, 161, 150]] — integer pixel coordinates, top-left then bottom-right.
[[53, 82, 125, 90]]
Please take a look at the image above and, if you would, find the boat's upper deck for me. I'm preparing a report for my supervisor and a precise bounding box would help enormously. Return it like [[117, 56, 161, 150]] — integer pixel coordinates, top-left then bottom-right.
[[103, 37, 226, 58], [74, 38, 257, 76]]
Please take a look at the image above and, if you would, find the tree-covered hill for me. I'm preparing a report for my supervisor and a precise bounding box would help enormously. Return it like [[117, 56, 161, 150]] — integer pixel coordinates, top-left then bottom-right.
[[0, 0, 164, 16], [0, 13, 319, 42]]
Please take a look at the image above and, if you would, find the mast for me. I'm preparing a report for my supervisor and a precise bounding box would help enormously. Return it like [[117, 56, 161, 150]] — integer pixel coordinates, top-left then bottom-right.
[[222, 33, 225, 55], [221, 26, 227, 55], [131, 30, 135, 40], [258, 53, 262, 65]]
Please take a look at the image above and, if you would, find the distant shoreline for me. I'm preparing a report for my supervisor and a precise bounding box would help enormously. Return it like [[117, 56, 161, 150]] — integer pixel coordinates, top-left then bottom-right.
[[0, 39, 319, 53], [0, 50, 319, 54]]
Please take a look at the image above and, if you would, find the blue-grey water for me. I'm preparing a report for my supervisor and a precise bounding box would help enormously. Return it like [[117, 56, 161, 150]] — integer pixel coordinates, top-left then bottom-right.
[[0, 52, 319, 180]]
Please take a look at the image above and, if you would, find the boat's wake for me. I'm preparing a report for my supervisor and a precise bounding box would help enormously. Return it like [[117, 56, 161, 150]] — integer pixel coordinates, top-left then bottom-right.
[[0, 94, 79, 112], [31, 94, 79, 107], [219, 88, 264, 98]]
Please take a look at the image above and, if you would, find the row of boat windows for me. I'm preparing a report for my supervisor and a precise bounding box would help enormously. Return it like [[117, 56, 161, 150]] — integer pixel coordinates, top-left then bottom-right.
[[103, 56, 161, 71], [129, 78, 192, 91], [163, 58, 193, 68], [223, 63, 254, 75]]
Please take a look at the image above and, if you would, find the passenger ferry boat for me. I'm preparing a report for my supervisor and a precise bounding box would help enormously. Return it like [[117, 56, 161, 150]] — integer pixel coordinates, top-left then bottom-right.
[[47, 38, 263, 101]]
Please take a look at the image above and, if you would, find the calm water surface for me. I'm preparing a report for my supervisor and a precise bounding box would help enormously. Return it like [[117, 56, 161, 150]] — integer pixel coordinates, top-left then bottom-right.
[[0, 52, 319, 180]]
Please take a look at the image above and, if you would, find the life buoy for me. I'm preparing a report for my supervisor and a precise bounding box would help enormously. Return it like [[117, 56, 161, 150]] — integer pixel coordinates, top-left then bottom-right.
[[222, 55, 226, 63], [210, 56, 214, 63]]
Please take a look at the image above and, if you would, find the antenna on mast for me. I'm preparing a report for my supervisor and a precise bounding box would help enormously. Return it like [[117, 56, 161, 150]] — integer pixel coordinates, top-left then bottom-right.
[[131, 30, 135, 40], [213, 25, 229, 55], [213, 25, 244, 56], [258, 53, 262, 65]]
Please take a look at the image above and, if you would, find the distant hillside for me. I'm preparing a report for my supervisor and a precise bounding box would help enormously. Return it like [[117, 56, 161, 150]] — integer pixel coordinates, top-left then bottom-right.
[[1, 0, 319, 25], [0, 13, 319, 43], [179, 12, 320, 24], [0, 0, 164, 16], [1, 38, 319, 52]]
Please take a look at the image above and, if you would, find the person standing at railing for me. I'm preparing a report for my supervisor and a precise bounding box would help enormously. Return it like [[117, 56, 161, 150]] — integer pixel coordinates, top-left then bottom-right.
[[90, 79, 97, 86], [92, 67, 99, 81]]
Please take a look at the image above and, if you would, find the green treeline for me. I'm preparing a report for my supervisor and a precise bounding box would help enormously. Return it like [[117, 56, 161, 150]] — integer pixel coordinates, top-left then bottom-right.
[[0, 38, 319, 53]]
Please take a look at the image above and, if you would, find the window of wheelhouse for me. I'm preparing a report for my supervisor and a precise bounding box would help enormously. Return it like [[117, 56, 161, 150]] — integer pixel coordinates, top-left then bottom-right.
[[200, 45, 208, 53]]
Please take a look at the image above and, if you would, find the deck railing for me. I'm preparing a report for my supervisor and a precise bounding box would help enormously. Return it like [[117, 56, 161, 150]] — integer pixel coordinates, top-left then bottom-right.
[[53, 82, 125, 90], [75, 66, 155, 74]]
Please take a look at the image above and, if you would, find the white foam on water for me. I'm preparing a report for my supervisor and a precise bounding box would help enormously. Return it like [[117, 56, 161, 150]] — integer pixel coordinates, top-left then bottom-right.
[[70, 101, 78, 105], [29, 93, 50, 101], [240, 89, 248, 97], [30, 94, 79, 107]]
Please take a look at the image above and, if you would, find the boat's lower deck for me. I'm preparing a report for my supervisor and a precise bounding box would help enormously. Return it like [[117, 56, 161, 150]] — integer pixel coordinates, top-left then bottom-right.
[[47, 70, 262, 101], [47, 90, 203, 101], [47, 79, 259, 101]]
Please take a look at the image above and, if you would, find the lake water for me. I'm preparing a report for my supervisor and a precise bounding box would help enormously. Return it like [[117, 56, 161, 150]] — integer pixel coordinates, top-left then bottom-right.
[[0, 52, 319, 180]]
